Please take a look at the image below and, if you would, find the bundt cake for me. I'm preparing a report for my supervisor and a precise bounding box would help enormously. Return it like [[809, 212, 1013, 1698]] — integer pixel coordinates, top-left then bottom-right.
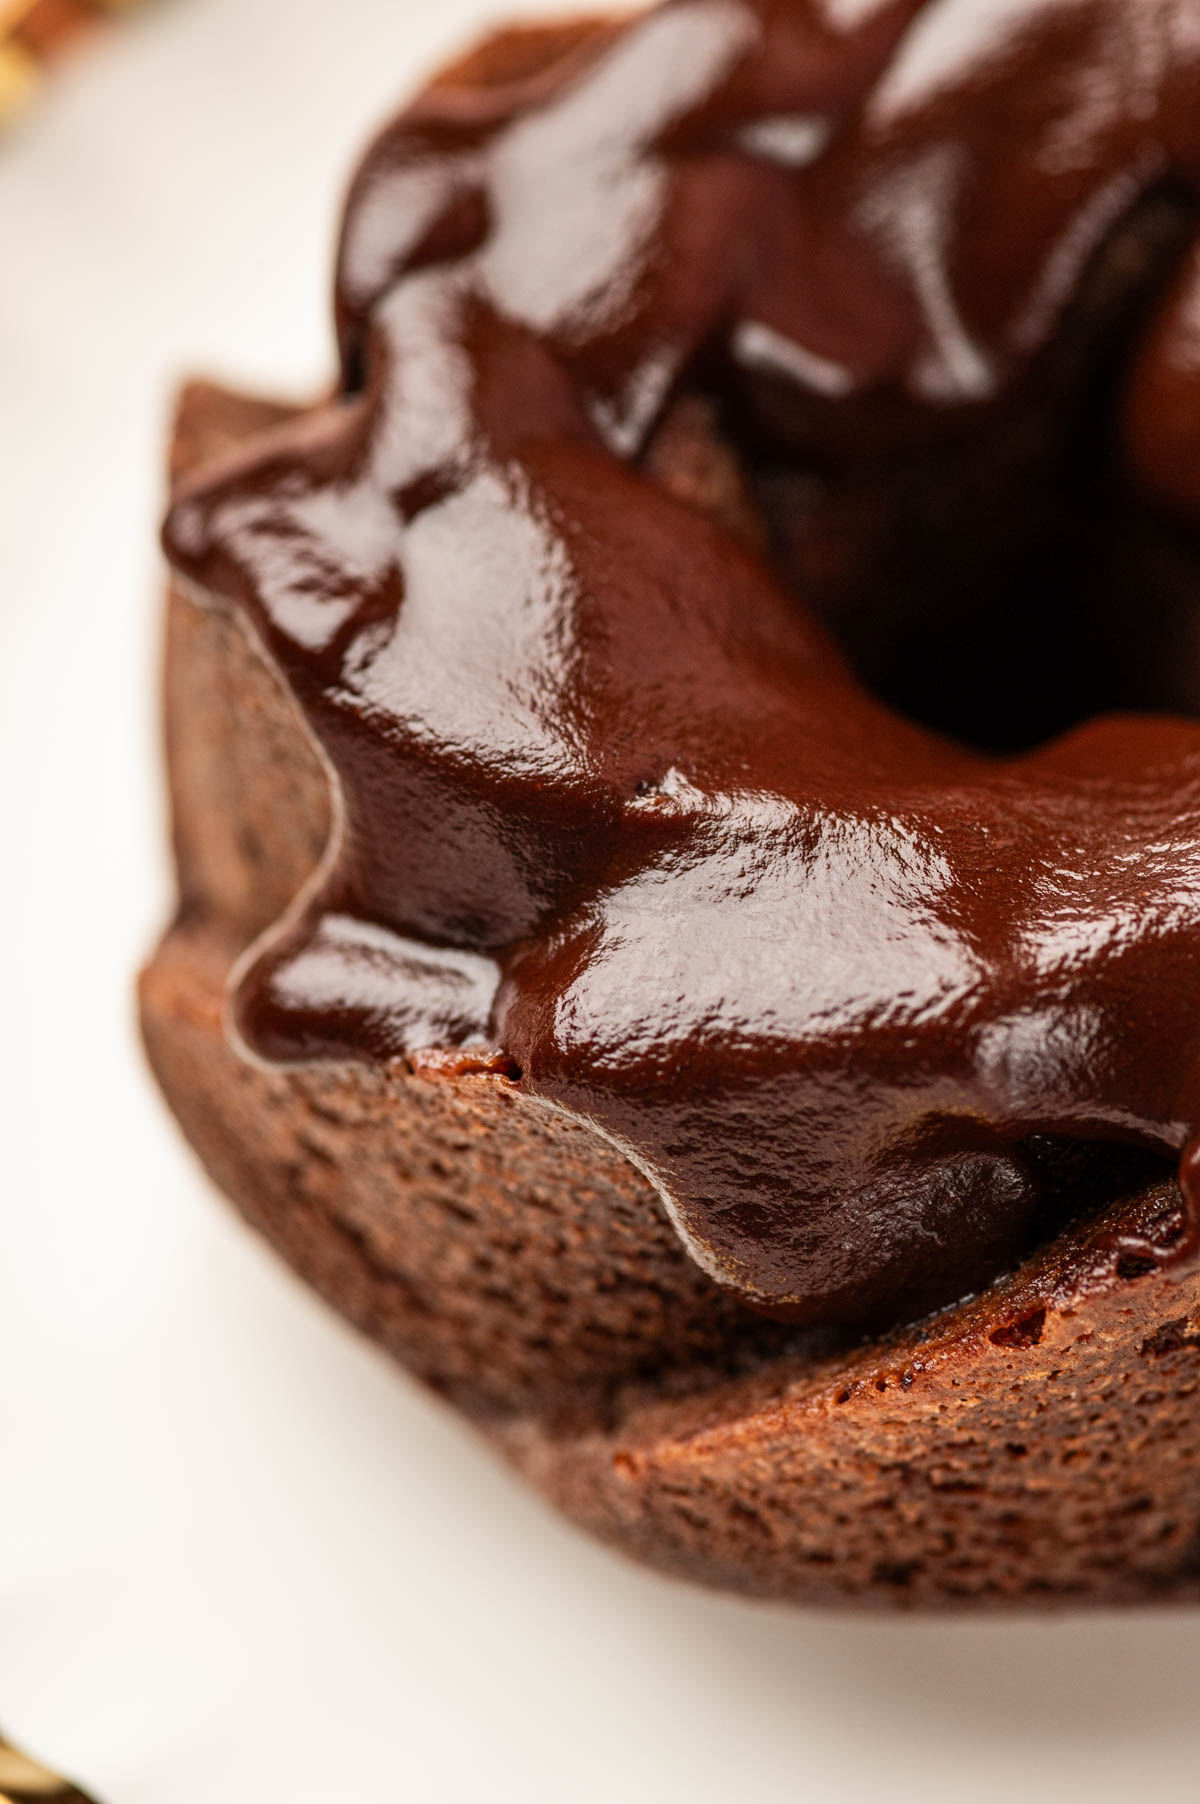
[[142, 0, 1200, 1606]]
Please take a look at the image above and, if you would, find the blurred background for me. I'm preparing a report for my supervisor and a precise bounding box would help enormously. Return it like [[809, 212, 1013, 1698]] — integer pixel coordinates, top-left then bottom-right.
[[5, 1, 1200, 1799]]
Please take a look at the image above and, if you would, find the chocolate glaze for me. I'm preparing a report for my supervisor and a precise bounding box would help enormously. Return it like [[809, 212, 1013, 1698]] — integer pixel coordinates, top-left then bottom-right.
[[164, 0, 1200, 1324]]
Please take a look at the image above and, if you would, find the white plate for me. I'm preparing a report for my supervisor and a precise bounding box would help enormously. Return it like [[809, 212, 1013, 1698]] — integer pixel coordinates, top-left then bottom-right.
[[4, 2, 1200, 1799]]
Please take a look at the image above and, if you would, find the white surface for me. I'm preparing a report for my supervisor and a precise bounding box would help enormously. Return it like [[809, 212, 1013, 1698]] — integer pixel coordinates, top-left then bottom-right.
[[4, 2, 1200, 1799]]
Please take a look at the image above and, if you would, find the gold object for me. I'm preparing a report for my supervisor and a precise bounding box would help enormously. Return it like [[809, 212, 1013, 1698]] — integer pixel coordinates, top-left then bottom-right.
[[0, 37, 39, 120], [1, 0, 154, 129], [0, 1733, 101, 1803]]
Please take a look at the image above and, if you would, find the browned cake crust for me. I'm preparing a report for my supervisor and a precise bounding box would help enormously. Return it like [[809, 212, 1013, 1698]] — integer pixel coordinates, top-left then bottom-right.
[[140, 379, 1200, 1609]]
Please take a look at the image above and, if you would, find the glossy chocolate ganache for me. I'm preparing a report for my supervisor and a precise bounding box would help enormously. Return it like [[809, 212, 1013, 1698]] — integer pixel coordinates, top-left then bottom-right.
[[165, 0, 1200, 1328]]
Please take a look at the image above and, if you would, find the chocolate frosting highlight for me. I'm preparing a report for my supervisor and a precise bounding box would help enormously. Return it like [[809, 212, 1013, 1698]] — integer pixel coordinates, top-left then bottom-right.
[[164, 0, 1200, 1324]]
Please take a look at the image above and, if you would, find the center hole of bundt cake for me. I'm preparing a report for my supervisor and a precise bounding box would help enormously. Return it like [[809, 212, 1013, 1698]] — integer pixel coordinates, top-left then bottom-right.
[[662, 186, 1200, 756]]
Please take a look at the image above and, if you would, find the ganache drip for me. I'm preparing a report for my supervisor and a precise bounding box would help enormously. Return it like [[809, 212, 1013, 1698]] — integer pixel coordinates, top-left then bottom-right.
[[165, 0, 1200, 1324]]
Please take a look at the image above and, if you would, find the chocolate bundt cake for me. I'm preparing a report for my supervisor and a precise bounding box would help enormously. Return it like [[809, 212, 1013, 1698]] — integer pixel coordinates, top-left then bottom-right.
[[143, 0, 1200, 1606]]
